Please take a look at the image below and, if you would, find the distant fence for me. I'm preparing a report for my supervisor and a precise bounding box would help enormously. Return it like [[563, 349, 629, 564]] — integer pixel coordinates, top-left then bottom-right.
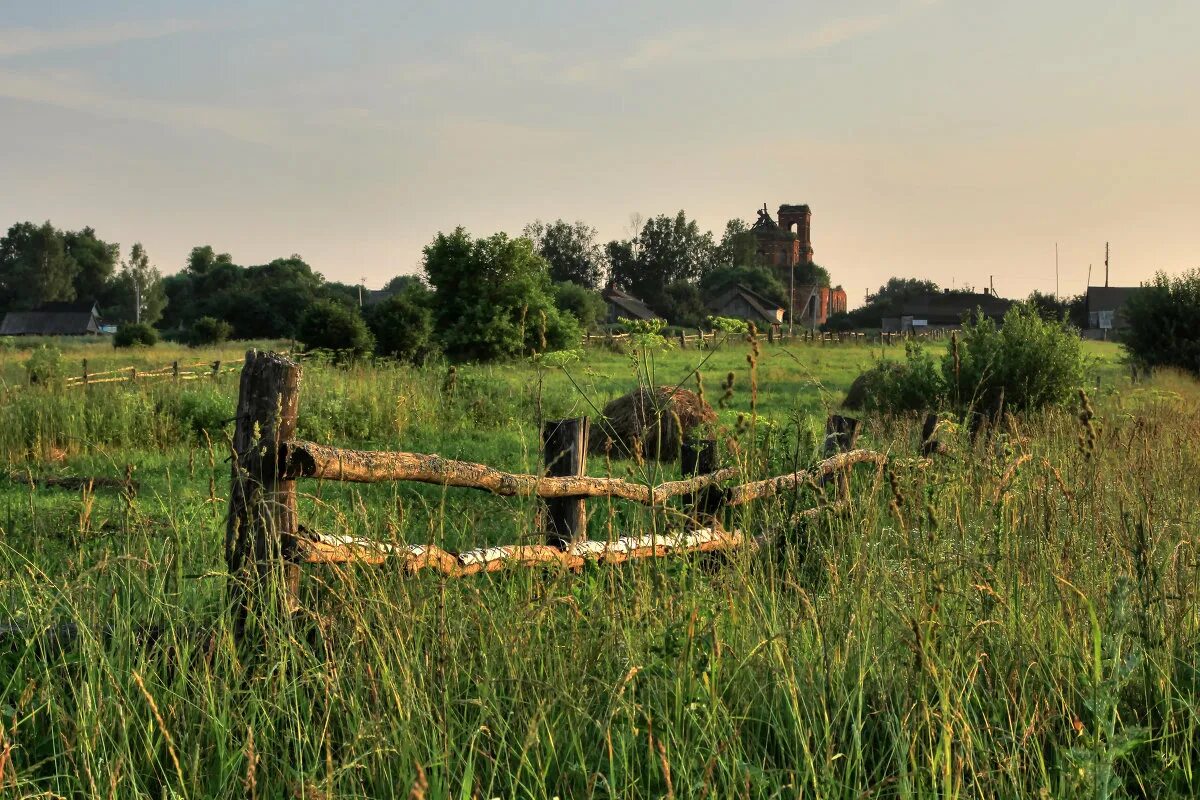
[[584, 328, 948, 349], [3, 359, 240, 394], [224, 350, 888, 633]]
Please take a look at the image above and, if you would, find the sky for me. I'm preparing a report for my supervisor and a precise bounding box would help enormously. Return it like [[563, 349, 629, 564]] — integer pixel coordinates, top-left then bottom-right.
[[1, 0, 1197, 306]]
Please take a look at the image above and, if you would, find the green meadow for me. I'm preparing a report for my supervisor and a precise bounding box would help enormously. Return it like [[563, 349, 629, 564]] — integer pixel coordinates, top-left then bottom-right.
[[1, 335, 1198, 799]]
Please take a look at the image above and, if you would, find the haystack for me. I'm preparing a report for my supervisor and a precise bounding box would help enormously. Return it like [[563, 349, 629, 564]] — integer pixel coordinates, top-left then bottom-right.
[[590, 386, 717, 461]]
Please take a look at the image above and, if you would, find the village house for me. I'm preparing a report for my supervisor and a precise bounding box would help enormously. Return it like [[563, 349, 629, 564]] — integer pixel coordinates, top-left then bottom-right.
[[706, 284, 785, 328], [881, 289, 1013, 332], [0, 300, 103, 336], [601, 284, 660, 325], [1084, 285, 1142, 338]]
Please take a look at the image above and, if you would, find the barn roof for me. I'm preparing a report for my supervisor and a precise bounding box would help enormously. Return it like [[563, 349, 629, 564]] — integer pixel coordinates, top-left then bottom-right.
[[0, 307, 102, 336], [708, 284, 784, 324], [1086, 286, 1141, 313], [603, 285, 660, 321], [895, 292, 1013, 324]]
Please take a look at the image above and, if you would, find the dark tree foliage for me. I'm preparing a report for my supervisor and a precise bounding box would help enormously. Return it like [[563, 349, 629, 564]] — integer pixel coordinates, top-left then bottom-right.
[[607, 211, 716, 317], [1122, 270, 1200, 376], [1027, 290, 1087, 329], [382, 274, 425, 294], [366, 284, 436, 363], [794, 262, 831, 288], [849, 276, 943, 327], [552, 281, 606, 331], [714, 218, 759, 268], [0, 221, 79, 310], [298, 300, 374, 358], [423, 228, 579, 360], [64, 227, 119, 303], [658, 280, 709, 328], [524, 220, 606, 290]]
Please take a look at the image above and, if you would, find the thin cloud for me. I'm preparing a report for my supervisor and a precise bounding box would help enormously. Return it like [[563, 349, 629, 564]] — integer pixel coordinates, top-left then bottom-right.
[[0, 18, 205, 58], [561, 1, 934, 83]]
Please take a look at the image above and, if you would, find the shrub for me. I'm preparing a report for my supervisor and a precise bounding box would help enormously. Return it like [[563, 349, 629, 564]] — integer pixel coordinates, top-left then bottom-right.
[[113, 322, 158, 348], [22, 345, 65, 385], [1121, 269, 1200, 376], [843, 343, 947, 413], [946, 303, 1084, 412], [297, 300, 374, 359], [367, 288, 436, 363], [188, 316, 233, 347], [552, 281, 606, 331]]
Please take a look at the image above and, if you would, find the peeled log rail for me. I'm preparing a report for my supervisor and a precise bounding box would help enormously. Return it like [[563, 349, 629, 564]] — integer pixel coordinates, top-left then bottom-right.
[[725, 449, 888, 506], [280, 440, 739, 505], [297, 526, 746, 577]]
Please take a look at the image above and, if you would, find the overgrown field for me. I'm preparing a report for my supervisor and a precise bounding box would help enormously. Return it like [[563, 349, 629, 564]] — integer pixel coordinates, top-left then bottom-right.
[[2, 336, 1198, 798]]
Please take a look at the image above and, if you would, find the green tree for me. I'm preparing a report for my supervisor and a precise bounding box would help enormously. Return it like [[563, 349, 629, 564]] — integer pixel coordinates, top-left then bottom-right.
[[423, 228, 580, 360], [188, 316, 233, 346], [298, 300, 374, 358], [186, 245, 233, 276], [552, 281, 606, 331], [607, 211, 716, 316], [64, 227, 118, 303], [658, 280, 708, 328], [113, 322, 159, 348], [1122, 270, 1200, 376], [0, 221, 79, 310], [715, 218, 758, 267], [523, 219, 606, 289], [108, 243, 166, 325], [382, 274, 425, 294], [367, 284, 435, 363], [1027, 290, 1087, 328]]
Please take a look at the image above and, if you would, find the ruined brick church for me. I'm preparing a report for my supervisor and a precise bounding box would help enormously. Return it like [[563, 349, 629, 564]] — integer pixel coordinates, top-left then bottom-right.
[[750, 203, 846, 326]]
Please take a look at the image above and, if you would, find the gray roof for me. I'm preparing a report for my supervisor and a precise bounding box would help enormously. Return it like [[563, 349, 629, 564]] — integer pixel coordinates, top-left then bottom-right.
[[603, 285, 660, 321], [1, 309, 101, 336], [1086, 286, 1142, 313], [708, 284, 784, 324]]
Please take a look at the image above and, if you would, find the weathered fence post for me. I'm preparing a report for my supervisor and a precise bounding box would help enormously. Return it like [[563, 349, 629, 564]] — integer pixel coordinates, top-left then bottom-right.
[[211, 360, 221, 380], [822, 414, 862, 496], [681, 438, 722, 526], [129, 367, 137, 384], [920, 413, 941, 456], [226, 350, 302, 638], [542, 417, 590, 548], [81, 359, 88, 388], [172, 360, 180, 382]]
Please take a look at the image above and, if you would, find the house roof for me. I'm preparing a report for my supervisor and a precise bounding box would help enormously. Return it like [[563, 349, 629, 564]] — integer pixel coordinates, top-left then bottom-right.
[[1086, 286, 1141, 313], [896, 292, 1013, 324], [1, 309, 101, 336], [708, 284, 784, 324], [603, 285, 659, 321]]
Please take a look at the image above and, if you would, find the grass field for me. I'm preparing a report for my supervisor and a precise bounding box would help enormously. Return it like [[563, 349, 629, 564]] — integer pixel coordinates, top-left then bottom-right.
[[1, 334, 1198, 798]]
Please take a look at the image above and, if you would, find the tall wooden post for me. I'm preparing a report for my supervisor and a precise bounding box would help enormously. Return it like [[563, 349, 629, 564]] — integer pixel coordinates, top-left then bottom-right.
[[543, 417, 589, 548], [81, 359, 88, 388], [920, 413, 941, 456], [172, 360, 180, 382], [681, 438, 722, 526], [226, 350, 302, 637], [211, 360, 221, 380]]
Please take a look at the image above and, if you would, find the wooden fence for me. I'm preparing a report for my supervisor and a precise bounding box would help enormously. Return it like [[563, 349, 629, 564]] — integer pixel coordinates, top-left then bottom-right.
[[225, 350, 887, 628], [584, 328, 948, 349]]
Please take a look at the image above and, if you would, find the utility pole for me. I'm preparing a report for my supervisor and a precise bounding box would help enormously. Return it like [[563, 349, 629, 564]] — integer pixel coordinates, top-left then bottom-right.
[[1104, 242, 1109, 287], [358, 276, 366, 308], [133, 276, 142, 324], [1055, 242, 1060, 300]]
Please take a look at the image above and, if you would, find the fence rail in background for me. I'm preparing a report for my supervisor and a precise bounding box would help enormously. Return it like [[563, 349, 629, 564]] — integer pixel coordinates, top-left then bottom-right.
[[225, 350, 887, 637], [582, 328, 948, 348]]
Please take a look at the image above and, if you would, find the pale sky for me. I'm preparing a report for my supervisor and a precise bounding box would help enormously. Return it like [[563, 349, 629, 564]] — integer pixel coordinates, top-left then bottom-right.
[[1, 1, 1197, 306]]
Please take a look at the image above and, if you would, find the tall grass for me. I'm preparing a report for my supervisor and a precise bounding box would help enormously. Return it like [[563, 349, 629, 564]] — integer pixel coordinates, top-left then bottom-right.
[[0, 339, 1195, 798]]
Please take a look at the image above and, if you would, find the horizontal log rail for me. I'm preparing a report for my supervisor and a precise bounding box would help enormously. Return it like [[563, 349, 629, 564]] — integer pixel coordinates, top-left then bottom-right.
[[280, 440, 739, 504], [297, 526, 749, 577], [280, 440, 886, 506]]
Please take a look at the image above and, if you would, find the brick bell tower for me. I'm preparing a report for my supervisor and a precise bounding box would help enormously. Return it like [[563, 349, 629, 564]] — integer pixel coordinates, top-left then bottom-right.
[[776, 204, 813, 265]]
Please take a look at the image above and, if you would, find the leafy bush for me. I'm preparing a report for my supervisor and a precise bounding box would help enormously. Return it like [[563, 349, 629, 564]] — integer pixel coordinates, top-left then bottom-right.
[[1122, 270, 1200, 376], [844, 343, 947, 413], [177, 389, 236, 440], [113, 322, 158, 348], [188, 316, 233, 347], [367, 287, 436, 363], [946, 303, 1085, 411], [22, 345, 65, 385], [298, 300, 374, 359]]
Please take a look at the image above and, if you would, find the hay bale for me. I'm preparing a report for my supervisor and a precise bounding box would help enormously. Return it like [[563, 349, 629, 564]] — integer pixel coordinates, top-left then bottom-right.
[[590, 386, 717, 461]]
